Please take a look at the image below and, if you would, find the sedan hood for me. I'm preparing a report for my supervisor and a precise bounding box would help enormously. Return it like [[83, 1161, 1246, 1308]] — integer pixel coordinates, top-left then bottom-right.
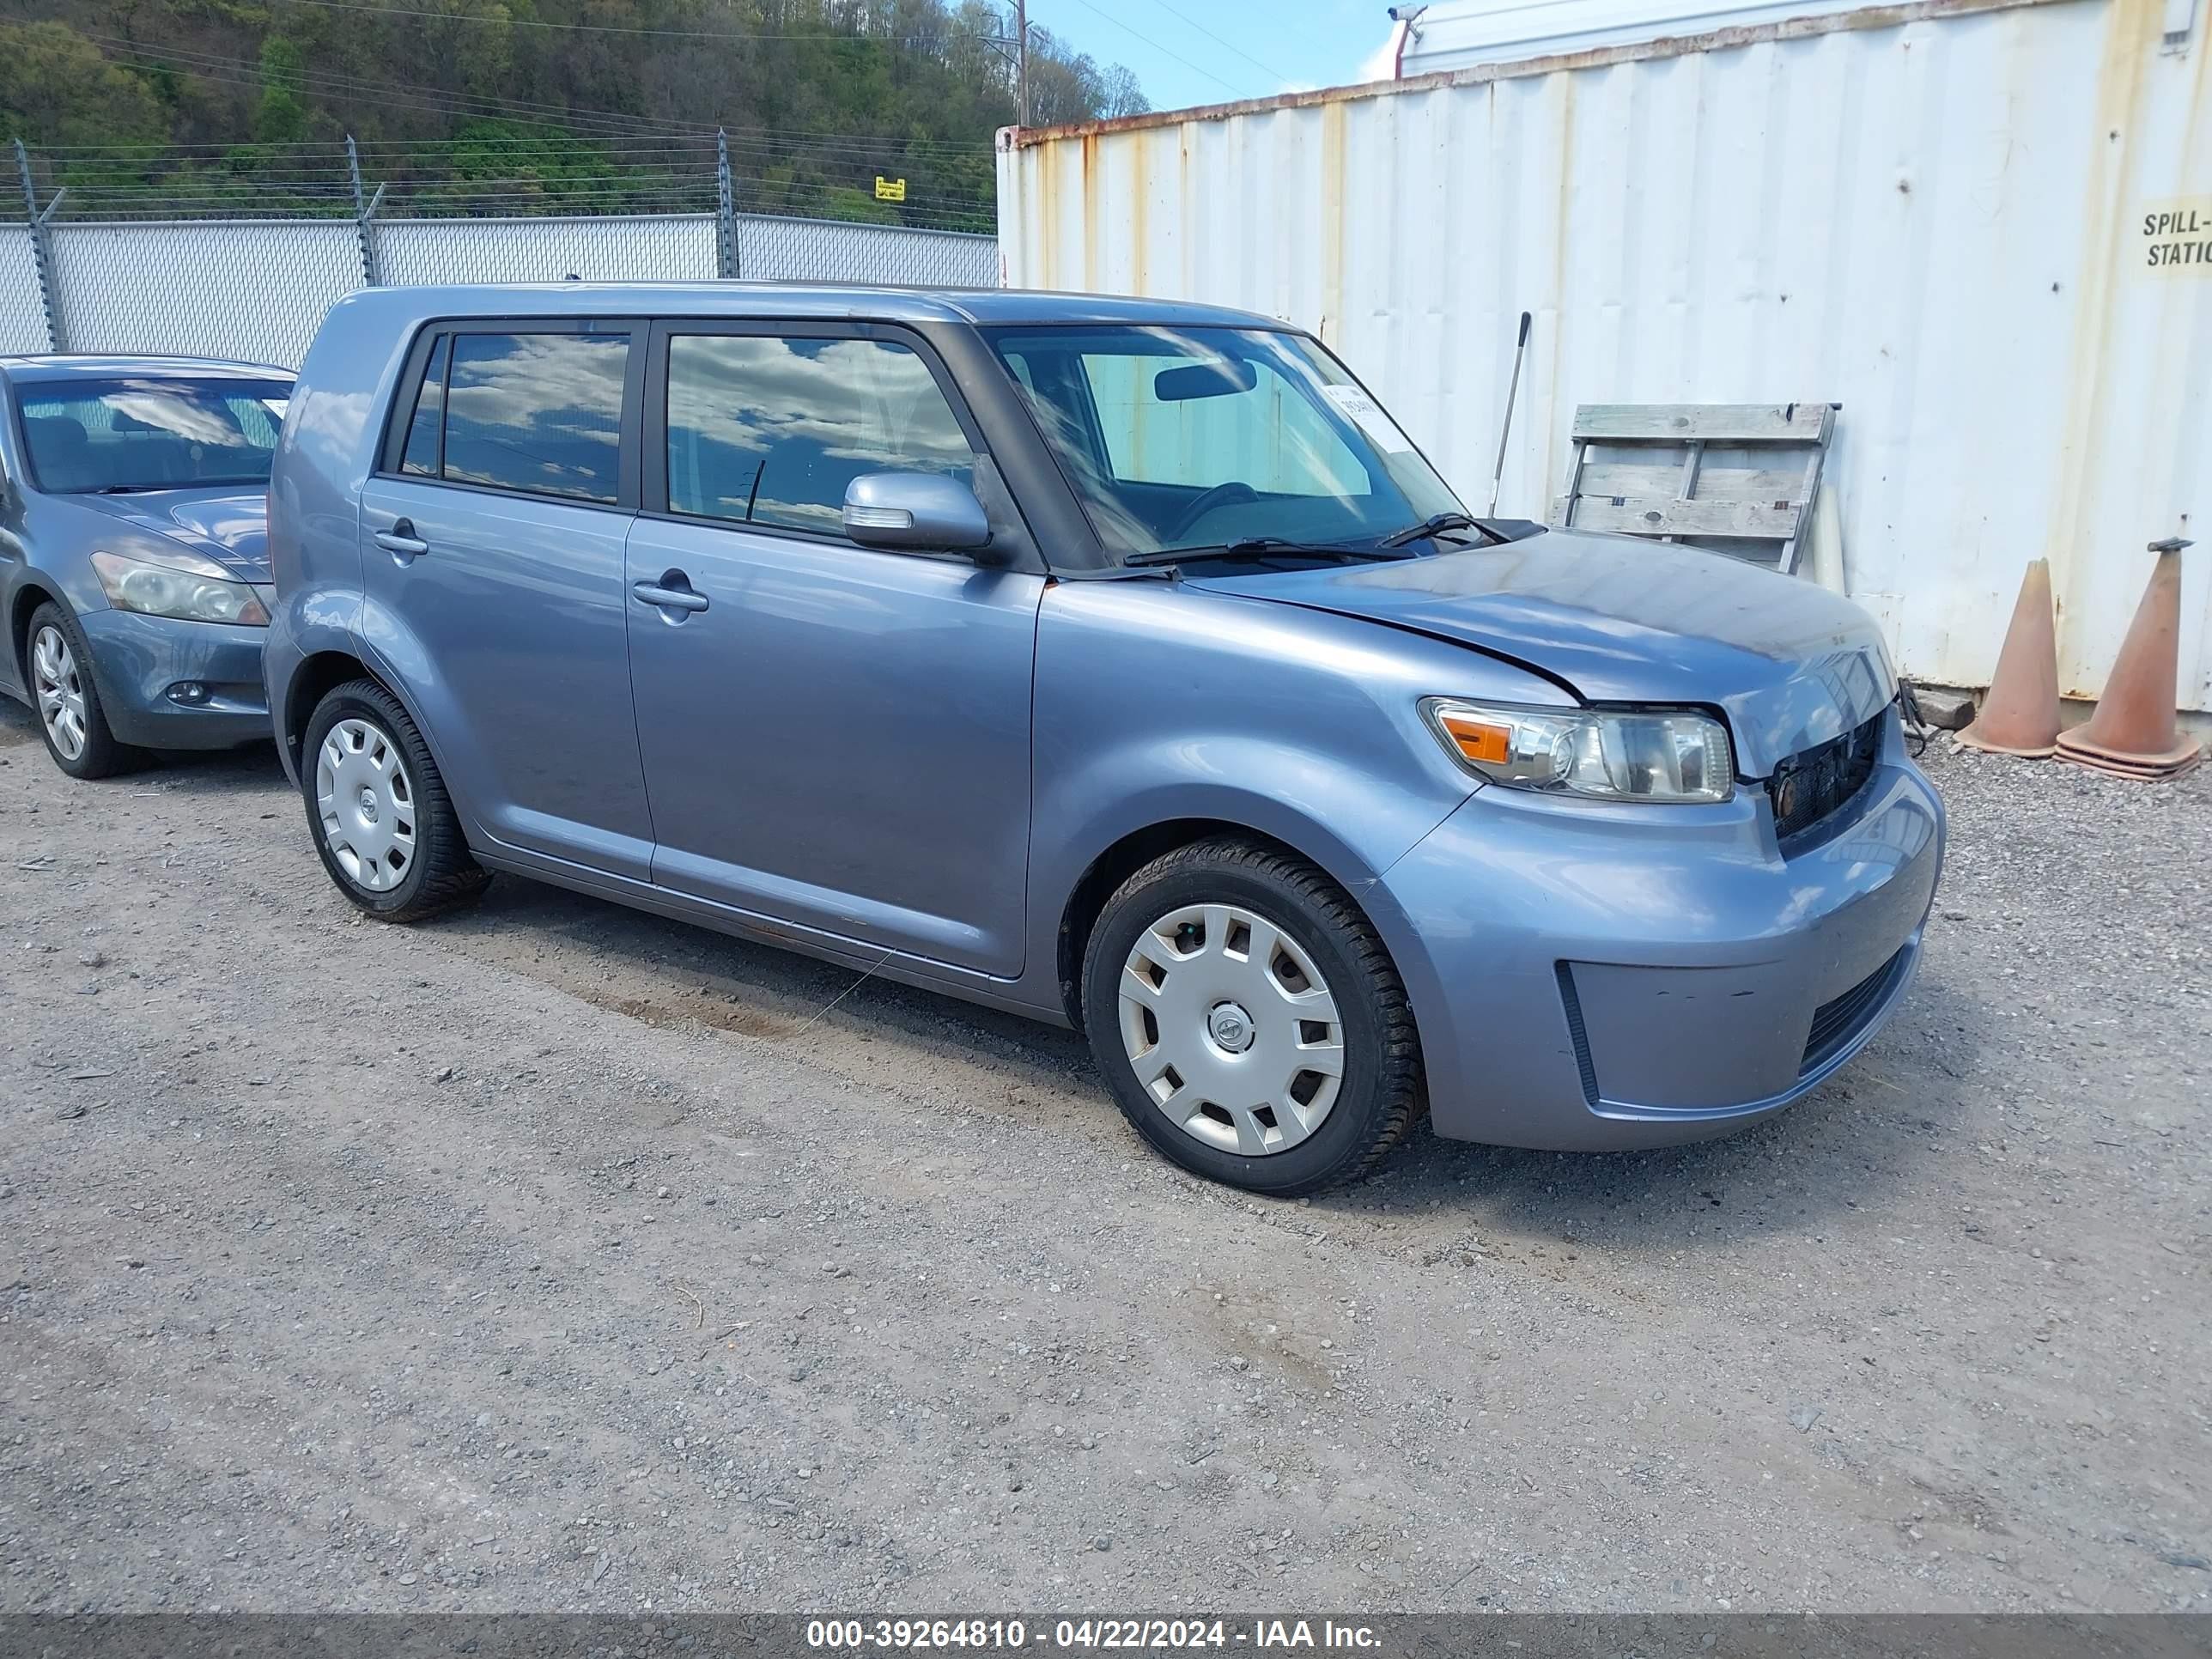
[[73, 488, 270, 583], [1187, 529, 1896, 776]]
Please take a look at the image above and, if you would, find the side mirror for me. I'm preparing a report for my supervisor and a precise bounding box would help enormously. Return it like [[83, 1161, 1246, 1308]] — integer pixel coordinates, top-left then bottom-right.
[[842, 471, 993, 554]]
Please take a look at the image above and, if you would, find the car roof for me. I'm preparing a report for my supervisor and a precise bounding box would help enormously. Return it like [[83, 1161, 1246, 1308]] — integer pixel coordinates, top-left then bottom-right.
[[0, 353, 296, 385], [325, 282, 1292, 331]]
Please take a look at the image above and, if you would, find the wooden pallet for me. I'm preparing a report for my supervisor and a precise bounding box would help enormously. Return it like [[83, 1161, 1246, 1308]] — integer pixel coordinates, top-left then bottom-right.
[[1553, 401, 1838, 574]]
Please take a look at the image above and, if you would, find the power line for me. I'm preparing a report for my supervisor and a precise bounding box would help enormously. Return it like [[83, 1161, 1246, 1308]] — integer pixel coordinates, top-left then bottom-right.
[[82, 33, 1002, 153], [1133, 0, 1297, 86], [85, 34, 712, 137], [264, 0, 1005, 48], [1045, 0, 1251, 100]]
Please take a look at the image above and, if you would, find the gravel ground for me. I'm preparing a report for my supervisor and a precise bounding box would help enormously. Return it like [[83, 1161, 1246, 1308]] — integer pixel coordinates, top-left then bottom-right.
[[0, 698, 2206, 1616]]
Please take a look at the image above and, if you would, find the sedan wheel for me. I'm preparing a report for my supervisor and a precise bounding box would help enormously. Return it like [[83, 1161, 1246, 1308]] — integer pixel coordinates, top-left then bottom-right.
[[315, 716, 418, 893], [32, 624, 88, 762], [24, 602, 131, 780], [1118, 901, 1346, 1157]]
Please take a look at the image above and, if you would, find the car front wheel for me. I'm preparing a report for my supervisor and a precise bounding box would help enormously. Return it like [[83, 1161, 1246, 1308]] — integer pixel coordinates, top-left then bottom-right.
[[27, 603, 135, 780], [1081, 838, 1424, 1195], [301, 678, 488, 921]]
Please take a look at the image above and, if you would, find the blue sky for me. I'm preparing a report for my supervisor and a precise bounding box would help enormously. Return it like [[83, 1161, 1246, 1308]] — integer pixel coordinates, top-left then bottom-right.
[[1035, 0, 1403, 113]]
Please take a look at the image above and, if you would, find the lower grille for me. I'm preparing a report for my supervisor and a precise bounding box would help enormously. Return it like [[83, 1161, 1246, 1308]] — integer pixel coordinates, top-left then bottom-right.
[[1802, 949, 1905, 1073], [1768, 707, 1887, 842]]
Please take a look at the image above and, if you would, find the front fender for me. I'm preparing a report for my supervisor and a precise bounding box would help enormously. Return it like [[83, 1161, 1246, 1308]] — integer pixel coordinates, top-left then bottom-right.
[[1022, 579, 1570, 1017]]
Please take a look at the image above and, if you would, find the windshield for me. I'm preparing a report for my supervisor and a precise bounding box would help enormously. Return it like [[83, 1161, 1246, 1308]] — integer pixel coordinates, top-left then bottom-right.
[[17, 376, 292, 494], [986, 324, 1462, 562]]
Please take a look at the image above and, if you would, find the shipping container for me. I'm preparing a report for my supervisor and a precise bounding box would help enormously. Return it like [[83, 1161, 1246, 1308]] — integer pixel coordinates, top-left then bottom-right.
[[996, 0, 2212, 711], [1395, 0, 1901, 73]]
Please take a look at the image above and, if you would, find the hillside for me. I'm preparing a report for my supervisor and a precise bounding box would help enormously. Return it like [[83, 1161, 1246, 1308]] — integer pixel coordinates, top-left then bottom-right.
[[0, 1, 1147, 230]]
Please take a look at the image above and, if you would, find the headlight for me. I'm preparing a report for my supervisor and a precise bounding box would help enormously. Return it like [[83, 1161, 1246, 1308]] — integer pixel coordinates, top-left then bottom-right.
[[91, 550, 268, 627], [1422, 697, 1735, 803]]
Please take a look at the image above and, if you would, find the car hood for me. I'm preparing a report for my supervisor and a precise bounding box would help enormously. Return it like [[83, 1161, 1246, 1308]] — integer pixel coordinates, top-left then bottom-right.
[[71, 488, 270, 584], [1186, 529, 1897, 776]]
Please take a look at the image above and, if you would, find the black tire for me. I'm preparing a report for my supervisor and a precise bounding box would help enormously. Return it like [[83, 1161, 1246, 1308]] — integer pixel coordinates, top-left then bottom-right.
[[24, 602, 139, 781], [301, 678, 489, 922], [1080, 837, 1424, 1196]]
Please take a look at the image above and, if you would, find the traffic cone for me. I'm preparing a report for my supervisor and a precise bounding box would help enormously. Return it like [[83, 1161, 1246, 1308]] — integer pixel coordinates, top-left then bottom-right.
[[1957, 559, 2060, 758], [2057, 539, 2203, 781]]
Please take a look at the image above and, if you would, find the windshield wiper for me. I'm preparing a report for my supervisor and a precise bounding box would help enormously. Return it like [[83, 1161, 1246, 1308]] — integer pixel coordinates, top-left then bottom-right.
[[1378, 512, 1512, 549], [1125, 537, 1417, 569], [90, 483, 182, 495]]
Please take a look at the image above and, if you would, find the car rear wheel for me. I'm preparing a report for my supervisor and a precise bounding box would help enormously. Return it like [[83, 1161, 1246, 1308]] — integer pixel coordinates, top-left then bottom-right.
[[301, 678, 489, 921], [27, 603, 136, 781], [1080, 837, 1424, 1195]]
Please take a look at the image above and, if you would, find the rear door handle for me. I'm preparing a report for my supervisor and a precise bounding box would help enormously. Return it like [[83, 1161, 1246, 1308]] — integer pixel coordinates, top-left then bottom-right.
[[631, 579, 708, 614], [374, 518, 428, 561]]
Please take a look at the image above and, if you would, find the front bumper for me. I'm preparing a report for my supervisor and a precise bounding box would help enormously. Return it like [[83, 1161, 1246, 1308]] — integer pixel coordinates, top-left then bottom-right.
[[76, 606, 272, 751], [1376, 714, 1944, 1151]]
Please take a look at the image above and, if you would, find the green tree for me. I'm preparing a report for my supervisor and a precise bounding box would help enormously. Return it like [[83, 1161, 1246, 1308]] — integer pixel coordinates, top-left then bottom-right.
[[3, 1, 1152, 228], [0, 20, 167, 150], [253, 37, 311, 146]]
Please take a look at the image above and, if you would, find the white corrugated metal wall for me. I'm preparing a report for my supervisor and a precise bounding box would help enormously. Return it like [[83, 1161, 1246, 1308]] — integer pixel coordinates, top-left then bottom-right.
[[998, 0, 2212, 710]]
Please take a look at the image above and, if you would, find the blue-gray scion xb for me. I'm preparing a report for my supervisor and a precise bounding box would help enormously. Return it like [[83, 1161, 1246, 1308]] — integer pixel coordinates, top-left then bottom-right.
[[265, 284, 1944, 1195], [2, 356, 293, 778]]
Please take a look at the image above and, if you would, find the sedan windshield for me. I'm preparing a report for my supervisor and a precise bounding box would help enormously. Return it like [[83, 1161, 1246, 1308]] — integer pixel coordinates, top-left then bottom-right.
[[17, 377, 291, 495], [985, 324, 1462, 562]]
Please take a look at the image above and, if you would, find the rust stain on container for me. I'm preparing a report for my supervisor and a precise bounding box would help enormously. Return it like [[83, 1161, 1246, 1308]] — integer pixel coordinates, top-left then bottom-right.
[[1321, 100, 1346, 345], [2041, 0, 2155, 660], [1081, 133, 1101, 291]]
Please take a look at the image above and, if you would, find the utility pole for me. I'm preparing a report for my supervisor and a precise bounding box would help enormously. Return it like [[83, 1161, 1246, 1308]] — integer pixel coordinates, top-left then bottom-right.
[[1014, 0, 1029, 126]]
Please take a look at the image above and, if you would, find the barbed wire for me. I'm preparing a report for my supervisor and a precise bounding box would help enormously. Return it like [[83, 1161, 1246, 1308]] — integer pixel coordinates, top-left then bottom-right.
[[4, 135, 997, 233]]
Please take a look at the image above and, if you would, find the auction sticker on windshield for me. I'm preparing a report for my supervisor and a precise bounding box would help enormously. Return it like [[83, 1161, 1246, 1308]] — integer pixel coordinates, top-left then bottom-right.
[[1322, 384, 1415, 453]]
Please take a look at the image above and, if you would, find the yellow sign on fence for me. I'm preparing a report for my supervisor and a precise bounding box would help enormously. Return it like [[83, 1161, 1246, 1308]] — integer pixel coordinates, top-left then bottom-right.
[[874, 176, 907, 203]]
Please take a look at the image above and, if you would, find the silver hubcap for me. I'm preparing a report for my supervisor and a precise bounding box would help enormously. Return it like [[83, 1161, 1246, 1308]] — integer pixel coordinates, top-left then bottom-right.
[[31, 625, 88, 762], [1118, 902, 1346, 1157], [316, 718, 416, 893]]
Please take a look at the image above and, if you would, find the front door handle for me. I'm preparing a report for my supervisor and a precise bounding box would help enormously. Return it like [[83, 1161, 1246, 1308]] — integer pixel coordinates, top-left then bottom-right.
[[374, 518, 428, 561], [631, 577, 708, 614]]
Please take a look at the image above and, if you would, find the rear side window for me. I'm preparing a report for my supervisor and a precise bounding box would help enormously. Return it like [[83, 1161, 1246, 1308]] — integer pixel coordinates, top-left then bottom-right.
[[663, 334, 973, 536], [388, 328, 629, 505]]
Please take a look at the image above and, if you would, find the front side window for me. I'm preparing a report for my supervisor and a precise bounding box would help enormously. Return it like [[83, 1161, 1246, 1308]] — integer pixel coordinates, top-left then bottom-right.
[[987, 325, 1462, 562], [18, 376, 293, 495], [395, 330, 629, 504], [664, 333, 974, 536]]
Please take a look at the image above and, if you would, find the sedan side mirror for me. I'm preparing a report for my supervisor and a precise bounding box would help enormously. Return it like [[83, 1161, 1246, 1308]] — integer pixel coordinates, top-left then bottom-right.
[[842, 471, 993, 554]]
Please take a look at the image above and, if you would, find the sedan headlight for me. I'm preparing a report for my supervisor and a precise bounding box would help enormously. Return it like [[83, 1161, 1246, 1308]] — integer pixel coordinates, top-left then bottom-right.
[[1423, 697, 1735, 803], [91, 550, 268, 627]]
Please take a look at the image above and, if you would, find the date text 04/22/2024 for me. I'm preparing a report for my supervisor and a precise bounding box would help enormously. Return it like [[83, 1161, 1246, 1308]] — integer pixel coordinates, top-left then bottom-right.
[[805, 1620, 1382, 1650]]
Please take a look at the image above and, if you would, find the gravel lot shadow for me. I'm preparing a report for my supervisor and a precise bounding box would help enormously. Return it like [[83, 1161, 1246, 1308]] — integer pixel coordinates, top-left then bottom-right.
[[1331, 961, 1994, 1245], [0, 694, 284, 789], [438, 828, 1989, 1255]]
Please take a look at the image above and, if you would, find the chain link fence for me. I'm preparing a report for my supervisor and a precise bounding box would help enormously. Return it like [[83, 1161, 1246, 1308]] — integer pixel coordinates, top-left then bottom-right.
[[0, 224, 45, 354], [5, 135, 1000, 368]]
